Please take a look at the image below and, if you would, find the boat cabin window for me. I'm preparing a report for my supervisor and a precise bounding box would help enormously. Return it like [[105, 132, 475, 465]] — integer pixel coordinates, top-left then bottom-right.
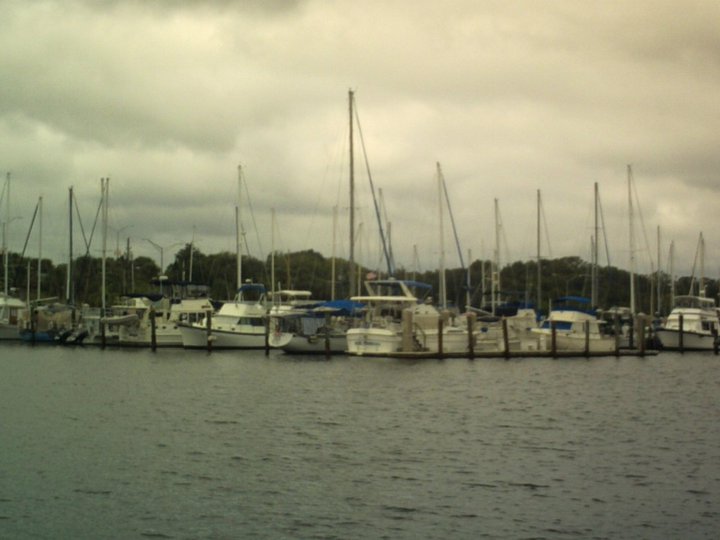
[[238, 317, 265, 327]]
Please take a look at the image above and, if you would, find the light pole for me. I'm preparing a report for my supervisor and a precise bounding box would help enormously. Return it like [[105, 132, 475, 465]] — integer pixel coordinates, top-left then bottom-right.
[[144, 239, 182, 294]]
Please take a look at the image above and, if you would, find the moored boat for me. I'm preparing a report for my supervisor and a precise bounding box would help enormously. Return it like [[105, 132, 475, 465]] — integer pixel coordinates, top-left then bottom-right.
[[269, 299, 363, 354], [346, 279, 472, 356], [531, 296, 616, 353], [655, 295, 720, 351], [179, 282, 268, 349]]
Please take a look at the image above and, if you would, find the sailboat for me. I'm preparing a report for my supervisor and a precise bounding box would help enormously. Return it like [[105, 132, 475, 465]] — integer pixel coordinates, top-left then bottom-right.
[[0, 173, 25, 339], [346, 164, 471, 356], [269, 91, 371, 354], [17, 196, 74, 342]]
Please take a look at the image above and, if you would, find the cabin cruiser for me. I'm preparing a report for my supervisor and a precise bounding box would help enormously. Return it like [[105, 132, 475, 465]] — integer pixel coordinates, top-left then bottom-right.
[[179, 282, 268, 349], [103, 294, 212, 347], [269, 299, 363, 354], [66, 282, 213, 347], [655, 295, 720, 351], [472, 307, 543, 353], [531, 296, 616, 353], [346, 279, 471, 356]]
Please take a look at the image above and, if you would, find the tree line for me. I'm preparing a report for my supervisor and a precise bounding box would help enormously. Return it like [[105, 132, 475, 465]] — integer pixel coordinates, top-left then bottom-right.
[[4, 244, 713, 316]]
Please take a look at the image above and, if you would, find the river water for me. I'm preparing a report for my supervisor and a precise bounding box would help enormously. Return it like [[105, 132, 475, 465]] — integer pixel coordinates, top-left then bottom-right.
[[1, 344, 718, 539]]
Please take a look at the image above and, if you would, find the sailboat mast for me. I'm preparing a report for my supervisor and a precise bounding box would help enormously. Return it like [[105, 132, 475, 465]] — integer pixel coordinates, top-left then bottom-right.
[[627, 165, 636, 315], [236, 165, 243, 290], [669, 240, 675, 306], [37, 196, 43, 302], [699, 232, 705, 296], [536, 189, 541, 312], [467, 248, 472, 309], [348, 89, 356, 297], [438, 163, 469, 309], [271, 208, 276, 299], [3, 172, 10, 299], [492, 199, 500, 315], [437, 164, 446, 310], [592, 182, 599, 308], [67, 186, 74, 304], [331, 205, 337, 301], [101, 178, 108, 313], [656, 226, 661, 315], [189, 226, 195, 283]]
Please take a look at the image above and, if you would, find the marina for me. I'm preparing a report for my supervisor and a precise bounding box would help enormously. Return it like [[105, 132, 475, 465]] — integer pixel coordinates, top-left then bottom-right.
[[2, 1, 720, 538]]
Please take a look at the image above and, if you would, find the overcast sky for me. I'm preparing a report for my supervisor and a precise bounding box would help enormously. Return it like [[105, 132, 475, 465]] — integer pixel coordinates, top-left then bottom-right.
[[1, 0, 719, 281]]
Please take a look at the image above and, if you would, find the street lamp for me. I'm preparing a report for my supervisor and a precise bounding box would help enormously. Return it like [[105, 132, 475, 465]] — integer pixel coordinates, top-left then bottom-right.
[[143, 239, 182, 293]]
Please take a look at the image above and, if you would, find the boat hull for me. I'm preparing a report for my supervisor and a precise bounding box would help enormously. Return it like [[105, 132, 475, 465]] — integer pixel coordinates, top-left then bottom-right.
[[532, 330, 617, 353], [0, 322, 19, 340], [655, 328, 717, 351], [179, 323, 267, 349], [346, 328, 400, 356], [279, 334, 347, 354]]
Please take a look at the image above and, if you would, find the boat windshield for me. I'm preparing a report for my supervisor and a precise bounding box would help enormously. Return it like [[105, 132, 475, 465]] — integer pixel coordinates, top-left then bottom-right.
[[674, 296, 716, 310], [364, 280, 432, 301]]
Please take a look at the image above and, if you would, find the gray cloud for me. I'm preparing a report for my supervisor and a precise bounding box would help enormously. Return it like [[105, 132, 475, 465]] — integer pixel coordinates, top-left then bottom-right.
[[1, 0, 719, 280]]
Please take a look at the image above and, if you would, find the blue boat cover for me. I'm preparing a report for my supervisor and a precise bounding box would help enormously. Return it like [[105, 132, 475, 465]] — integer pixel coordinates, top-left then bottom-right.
[[315, 300, 365, 315]]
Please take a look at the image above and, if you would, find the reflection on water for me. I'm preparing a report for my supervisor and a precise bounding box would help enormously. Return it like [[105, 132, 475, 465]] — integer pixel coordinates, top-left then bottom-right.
[[1, 344, 718, 539]]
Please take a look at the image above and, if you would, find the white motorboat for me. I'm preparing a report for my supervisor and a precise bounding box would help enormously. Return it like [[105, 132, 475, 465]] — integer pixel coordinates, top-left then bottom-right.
[[655, 295, 720, 351], [531, 296, 616, 353], [472, 308, 543, 353], [113, 295, 213, 347], [179, 283, 268, 349], [269, 299, 362, 354], [346, 279, 471, 356]]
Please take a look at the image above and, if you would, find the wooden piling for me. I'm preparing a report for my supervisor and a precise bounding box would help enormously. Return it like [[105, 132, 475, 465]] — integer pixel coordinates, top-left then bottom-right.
[[678, 314, 684, 353], [639, 316, 646, 357], [31, 308, 37, 345], [101, 316, 106, 350], [206, 310, 213, 353], [324, 313, 331, 359], [150, 307, 157, 352], [502, 318, 510, 360], [467, 312, 475, 360], [584, 320, 590, 358], [614, 314, 620, 357], [437, 318, 444, 358], [264, 316, 270, 357], [551, 320, 557, 358], [401, 309, 414, 352]]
